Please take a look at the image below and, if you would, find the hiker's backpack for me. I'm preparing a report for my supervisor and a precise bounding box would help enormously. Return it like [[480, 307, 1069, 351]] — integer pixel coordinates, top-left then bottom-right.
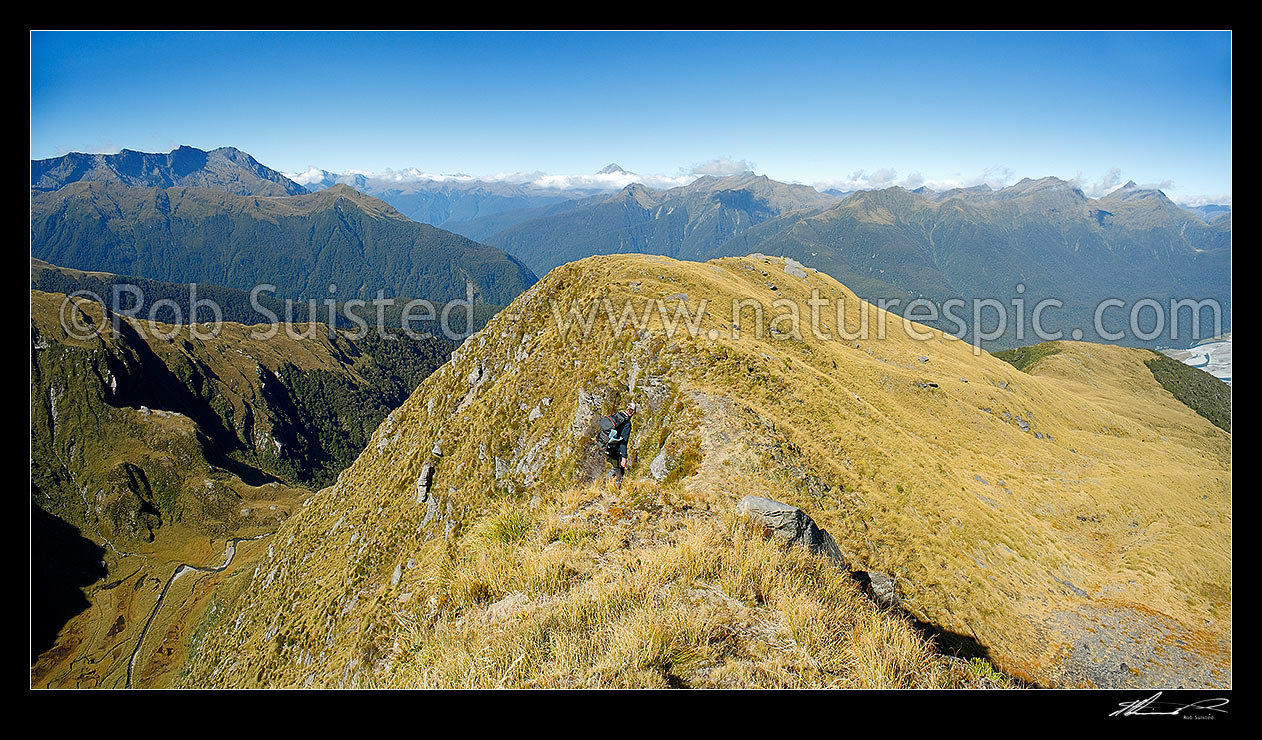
[[596, 411, 630, 454]]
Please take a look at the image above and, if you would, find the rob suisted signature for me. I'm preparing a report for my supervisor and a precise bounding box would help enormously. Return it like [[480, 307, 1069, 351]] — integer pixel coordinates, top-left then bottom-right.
[[1111, 692, 1229, 718]]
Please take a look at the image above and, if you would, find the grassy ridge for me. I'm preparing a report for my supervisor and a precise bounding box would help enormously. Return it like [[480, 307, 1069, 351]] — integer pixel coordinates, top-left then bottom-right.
[[997, 340, 1230, 433], [1143, 351, 1231, 432], [180, 254, 1230, 689]]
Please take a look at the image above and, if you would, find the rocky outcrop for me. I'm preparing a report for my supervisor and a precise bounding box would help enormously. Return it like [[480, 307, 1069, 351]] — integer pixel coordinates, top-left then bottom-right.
[[649, 449, 669, 481], [736, 496, 903, 611], [415, 463, 434, 504], [736, 496, 846, 563]]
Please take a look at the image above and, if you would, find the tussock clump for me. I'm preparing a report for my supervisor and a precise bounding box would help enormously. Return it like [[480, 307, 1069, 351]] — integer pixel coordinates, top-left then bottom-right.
[[379, 482, 978, 689]]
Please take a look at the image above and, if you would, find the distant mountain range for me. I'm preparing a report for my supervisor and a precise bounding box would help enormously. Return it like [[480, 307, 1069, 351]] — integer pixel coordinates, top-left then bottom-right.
[[1182, 203, 1231, 224], [30, 145, 1231, 347], [721, 178, 1230, 346], [296, 169, 586, 232], [289, 164, 654, 235], [446, 174, 1228, 348], [30, 147, 537, 307], [293, 164, 1231, 245], [480, 173, 842, 275], [32, 145, 307, 196]]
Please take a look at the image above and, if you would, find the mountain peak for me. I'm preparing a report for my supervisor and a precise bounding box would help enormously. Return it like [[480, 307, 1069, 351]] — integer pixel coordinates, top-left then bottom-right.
[[598, 163, 630, 175], [1101, 180, 1171, 204], [991, 176, 1084, 201], [605, 181, 656, 207], [31, 144, 306, 196], [308, 182, 410, 219]]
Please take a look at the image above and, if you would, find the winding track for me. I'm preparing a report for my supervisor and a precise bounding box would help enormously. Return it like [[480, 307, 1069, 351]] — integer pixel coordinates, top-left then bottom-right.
[[126, 532, 273, 688]]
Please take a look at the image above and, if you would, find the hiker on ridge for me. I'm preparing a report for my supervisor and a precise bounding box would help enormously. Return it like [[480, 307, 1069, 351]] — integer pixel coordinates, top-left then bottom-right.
[[598, 402, 637, 486]]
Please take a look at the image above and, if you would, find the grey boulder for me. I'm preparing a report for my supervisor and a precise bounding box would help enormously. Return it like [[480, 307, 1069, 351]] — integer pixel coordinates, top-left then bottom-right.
[[735, 495, 846, 564], [736, 495, 903, 610]]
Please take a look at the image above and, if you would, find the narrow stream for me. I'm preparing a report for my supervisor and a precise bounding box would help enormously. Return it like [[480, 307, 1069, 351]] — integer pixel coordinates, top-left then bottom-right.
[[125, 532, 274, 688]]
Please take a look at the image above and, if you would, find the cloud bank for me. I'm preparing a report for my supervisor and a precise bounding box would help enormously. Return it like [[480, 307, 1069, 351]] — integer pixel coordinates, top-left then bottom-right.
[[287, 164, 699, 191], [812, 166, 1016, 193], [285, 160, 1229, 208], [689, 157, 754, 177]]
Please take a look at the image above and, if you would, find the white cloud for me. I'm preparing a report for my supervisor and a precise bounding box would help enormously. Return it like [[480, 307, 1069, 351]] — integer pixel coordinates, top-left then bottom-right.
[[1173, 193, 1232, 208], [814, 167, 916, 192], [53, 140, 122, 156], [815, 165, 1021, 194], [296, 164, 702, 191], [689, 157, 753, 177], [289, 154, 770, 192], [533, 170, 697, 190], [365, 168, 466, 183], [1071, 167, 1124, 198], [966, 166, 1016, 190], [287, 166, 330, 186], [1070, 170, 1189, 199], [285, 159, 1226, 205]]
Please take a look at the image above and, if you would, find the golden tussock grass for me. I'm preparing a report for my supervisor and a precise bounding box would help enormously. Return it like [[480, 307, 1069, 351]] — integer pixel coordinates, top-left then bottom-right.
[[377, 480, 981, 689]]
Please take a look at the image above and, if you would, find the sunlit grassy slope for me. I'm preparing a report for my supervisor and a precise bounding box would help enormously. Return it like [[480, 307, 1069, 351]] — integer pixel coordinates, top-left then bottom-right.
[[179, 254, 1229, 688], [30, 289, 447, 687]]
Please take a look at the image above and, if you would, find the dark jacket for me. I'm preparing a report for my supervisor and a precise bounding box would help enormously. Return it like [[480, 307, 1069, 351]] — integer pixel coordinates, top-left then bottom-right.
[[607, 411, 632, 460]]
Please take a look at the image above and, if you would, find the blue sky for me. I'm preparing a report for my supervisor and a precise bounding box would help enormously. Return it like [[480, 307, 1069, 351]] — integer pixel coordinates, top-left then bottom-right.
[[30, 31, 1232, 203]]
